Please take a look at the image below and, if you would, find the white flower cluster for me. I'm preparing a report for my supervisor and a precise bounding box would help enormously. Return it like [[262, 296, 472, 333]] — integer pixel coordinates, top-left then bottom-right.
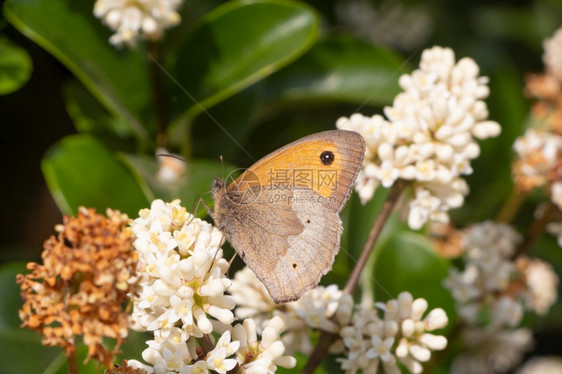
[[444, 221, 560, 373], [229, 269, 448, 374], [127, 200, 295, 373], [335, 0, 432, 50], [451, 328, 534, 374], [94, 0, 183, 46], [337, 46, 501, 230], [229, 267, 351, 355], [443, 221, 521, 324], [339, 292, 448, 374], [444, 221, 558, 324]]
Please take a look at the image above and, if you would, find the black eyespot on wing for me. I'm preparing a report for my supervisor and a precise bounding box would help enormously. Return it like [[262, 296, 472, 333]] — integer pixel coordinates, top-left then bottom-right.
[[292, 263, 297, 269], [320, 150, 335, 165], [306, 219, 311, 224]]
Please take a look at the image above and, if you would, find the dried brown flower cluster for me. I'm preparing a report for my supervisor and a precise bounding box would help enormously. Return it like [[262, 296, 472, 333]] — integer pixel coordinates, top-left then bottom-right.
[[17, 207, 138, 368], [525, 27, 562, 135]]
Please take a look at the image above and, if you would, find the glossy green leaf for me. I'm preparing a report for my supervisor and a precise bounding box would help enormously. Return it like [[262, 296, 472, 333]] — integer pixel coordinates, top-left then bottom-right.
[[262, 35, 405, 106], [372, 230, 456, 325], [63, 80, 133, 138], [0, 37, 32, 94], [4, 0, 153, 139], [170, 0, 319, 128], [41, 135, 149, 216], [120, 153, 236, 216]]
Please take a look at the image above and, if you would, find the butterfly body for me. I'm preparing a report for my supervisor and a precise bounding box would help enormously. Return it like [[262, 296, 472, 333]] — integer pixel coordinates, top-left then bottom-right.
[[212, 130, 365, 303]]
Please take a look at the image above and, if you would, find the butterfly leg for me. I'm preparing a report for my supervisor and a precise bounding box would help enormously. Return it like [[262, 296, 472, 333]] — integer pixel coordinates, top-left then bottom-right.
[[189, 196, 214, 222]]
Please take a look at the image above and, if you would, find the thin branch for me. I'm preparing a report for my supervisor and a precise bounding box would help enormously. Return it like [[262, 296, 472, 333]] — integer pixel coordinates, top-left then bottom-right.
[[148, 40, 168, 148], [495, 187, 526, 223], [512, 202, 560, 259], [301, 180, 407, 374], [66, 349, 78, 374], [344, 180, 407, 294], [198, 333, 215, 355]]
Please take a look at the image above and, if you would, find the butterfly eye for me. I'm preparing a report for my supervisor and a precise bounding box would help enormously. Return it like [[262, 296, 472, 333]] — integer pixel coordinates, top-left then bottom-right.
[[320, 151, 335, 165]]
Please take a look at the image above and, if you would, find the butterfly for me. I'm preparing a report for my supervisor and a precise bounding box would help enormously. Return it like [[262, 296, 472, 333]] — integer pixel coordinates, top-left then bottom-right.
[[211, 130, 365, 303]]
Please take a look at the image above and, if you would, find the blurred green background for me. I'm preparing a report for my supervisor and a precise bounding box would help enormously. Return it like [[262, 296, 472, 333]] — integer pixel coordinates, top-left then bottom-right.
[[1, 0, 561, 372]]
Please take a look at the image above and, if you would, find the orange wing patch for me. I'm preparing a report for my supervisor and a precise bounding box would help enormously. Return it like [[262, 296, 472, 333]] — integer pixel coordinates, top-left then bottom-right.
[[229, 132, 364, 212]]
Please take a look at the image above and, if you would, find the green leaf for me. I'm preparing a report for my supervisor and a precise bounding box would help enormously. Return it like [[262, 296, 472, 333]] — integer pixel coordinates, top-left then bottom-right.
[[0, 262, 27, 331], [372, 230, 456, 326], [0, 36, 32, 94], [120, 153, 236, 216], [262, 35, 405, 106], [63, 80, 133, 138], [4, 0, 153, 139], [169, 0, 320, 129], [41, 135, 149, 216]]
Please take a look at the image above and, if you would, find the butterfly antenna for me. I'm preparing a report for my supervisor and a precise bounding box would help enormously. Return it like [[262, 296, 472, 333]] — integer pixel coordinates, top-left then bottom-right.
[[220, 155, 225, 180]]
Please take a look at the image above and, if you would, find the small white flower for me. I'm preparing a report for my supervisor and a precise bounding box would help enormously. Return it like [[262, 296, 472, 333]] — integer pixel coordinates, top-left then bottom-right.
[[94, 0, 183, 47], [233, 317, 296, 373], [205, 331, 239, 374]]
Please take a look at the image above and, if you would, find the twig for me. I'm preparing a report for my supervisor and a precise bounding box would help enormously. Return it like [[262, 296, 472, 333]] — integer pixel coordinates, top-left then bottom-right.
[[148, 40, 168, 148], [512, 202, 560, 259], [495, 187, 526, 223], [66, 349, 78, 374], [343, 180, 407, 294], [301, 180, 407, 373], [198, 333, 215, 355]]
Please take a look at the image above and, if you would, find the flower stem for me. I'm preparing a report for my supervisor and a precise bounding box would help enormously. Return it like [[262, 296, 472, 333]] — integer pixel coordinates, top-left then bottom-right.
[[496, 187, 526, 223], [512, 202, 560, 259], [301, 180, 407, 374], [199, 333, 215, 355], [66, 349, 78, 374], [148, 40, 168, 148], [343, 180, 407, 294]]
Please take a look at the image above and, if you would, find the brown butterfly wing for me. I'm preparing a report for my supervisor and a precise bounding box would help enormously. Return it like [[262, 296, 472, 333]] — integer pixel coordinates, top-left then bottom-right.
[[213, 130, 365, 302], [229, 130, 365, 213], [216, 188, 342, 303]]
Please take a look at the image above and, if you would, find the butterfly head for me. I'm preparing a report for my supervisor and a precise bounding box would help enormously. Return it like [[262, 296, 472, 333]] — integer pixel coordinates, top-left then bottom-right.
[[212, 178, 226, 195]]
